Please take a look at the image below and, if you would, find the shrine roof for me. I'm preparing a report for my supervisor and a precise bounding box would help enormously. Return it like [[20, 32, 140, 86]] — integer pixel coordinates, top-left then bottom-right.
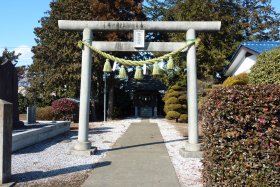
[[124, 75, 166, 91]]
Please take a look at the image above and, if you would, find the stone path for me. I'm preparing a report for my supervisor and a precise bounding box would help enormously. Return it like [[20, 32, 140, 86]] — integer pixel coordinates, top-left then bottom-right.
[[82, 119, 180, 187]]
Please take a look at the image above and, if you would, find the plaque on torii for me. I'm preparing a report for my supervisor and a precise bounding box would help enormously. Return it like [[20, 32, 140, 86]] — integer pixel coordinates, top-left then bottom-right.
[[58, 20, 221, 156]]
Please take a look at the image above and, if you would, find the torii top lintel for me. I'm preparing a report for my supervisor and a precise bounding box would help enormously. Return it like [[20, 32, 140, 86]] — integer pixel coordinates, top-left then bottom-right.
[[58, 20, 221, 32]]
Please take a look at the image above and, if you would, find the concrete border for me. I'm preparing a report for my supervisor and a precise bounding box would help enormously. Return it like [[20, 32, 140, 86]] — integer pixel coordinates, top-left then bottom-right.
[[12, 121, 70, 152]]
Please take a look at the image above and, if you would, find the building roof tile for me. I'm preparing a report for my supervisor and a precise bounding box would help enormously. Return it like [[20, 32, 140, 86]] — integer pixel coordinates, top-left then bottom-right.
[[241, 41, 280, 54]]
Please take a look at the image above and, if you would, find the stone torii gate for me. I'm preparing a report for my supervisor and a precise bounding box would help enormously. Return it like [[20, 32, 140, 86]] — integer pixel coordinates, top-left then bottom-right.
[[58, 21, 221, 156]]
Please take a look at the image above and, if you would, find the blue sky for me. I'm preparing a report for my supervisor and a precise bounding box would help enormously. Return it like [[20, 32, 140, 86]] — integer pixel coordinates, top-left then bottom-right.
[[0, 0, 279, 66], [0, 0, 51, 66]]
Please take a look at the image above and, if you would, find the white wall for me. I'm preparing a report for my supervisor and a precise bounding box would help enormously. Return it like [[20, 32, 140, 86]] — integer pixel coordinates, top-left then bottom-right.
[[233, 55, 257, 76]]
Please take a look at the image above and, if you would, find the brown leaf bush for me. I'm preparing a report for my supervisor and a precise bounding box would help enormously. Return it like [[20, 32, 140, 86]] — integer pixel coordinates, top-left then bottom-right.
[[52, 98, 79, 121], [201, 85, 280, 186]]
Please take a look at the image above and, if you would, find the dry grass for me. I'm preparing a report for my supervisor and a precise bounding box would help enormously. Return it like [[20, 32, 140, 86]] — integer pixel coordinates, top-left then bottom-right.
[[19, 114, 27, 121]]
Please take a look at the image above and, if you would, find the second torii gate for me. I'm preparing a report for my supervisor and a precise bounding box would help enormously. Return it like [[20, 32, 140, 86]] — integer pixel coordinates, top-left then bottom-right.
[[58, 20, 221, 156]]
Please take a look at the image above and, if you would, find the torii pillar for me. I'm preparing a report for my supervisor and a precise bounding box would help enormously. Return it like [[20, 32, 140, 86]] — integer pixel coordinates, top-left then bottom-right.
[[180, 28, 201, 157], [58, 21, 221, 156]]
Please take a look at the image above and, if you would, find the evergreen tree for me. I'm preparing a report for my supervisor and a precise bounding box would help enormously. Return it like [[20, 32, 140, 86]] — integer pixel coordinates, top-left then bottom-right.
[[89, 0, 146, 119], [145, 0, 279, 80], [29, 0, 146, 119], [146, 0, 279, 121], [144, 0, 174, 21], [240, 0, 279, 41], [161, 0, 243, 79], [29, 0, 95, 106]]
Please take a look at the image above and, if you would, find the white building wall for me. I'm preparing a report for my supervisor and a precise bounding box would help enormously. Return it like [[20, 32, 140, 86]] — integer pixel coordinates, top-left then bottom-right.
[[233, 55, 257, 76]]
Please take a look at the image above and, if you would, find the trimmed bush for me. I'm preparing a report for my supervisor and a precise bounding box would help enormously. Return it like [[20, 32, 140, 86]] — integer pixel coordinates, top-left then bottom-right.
[[178, 95, 187, 102], [166, 111, 180, 120], [223, 73, 249, 87], [167, 91, 181, 98], [178, 114, 188, 123], [164, 104, 182, 113], [52, 98, 79, 121], [249, 47, 280, 84], [202, 85, 280, 186], [170, 85, 182, 91], [163, 84, 187, 121], [165, 97, 179, 105], [36, 106, 54, 120]]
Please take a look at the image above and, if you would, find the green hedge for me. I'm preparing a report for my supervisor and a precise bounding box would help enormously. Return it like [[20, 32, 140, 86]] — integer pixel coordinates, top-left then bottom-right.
[[249, 47, 280, 85], [201, 85, 280, 186]]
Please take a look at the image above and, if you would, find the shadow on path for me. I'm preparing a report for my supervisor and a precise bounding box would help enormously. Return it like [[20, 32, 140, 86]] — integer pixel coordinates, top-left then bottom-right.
[[96, 138, 188, 155], [12, 161, 111, 183], [89, 127, 113, 135]]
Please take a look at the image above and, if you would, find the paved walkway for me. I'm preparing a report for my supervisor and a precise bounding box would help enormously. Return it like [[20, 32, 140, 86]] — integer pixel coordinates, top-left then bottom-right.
[[82, 119, 180, 187]]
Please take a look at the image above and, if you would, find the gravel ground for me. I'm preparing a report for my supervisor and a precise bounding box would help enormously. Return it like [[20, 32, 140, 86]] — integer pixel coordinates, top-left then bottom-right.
[[12, 118, 202, 187], [12, 118, 141, 187], [151, 119, 203, 187]]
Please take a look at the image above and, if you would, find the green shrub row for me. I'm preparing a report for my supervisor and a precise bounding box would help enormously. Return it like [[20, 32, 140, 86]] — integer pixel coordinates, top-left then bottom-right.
[[201, 85, 280, 186]]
